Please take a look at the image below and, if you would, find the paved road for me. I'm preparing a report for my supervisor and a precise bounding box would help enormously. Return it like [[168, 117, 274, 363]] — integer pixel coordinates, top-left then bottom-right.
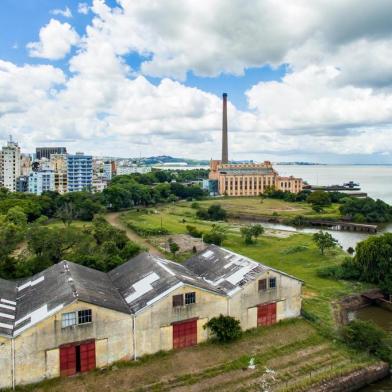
[[104, 211, 163, 256]]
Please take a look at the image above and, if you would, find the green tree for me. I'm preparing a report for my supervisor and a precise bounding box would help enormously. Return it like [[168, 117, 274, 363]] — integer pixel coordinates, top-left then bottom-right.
[[250, 224, 264, 240], [312, 231, 338, 255], [204, 315, 242, 342], [6, 207, 27, 227], [186, 225, 202, 238], [307, 191, 331, 207], [240, 226, 254, 244], [203, 225, 226, 246], [354, 233, 392, 291], [56, 202, 76, 226], [27, 226, 82, 264], [168, 238, 180, 257], [207, 204, 227, 220]]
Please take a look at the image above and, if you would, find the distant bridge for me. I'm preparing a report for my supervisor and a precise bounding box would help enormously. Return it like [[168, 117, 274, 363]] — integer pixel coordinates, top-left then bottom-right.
[[310, 220, 377, 233]]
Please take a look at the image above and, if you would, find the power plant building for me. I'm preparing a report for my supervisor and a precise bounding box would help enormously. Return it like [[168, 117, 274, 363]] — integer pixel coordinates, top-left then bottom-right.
[[209, 93, 303, 196]]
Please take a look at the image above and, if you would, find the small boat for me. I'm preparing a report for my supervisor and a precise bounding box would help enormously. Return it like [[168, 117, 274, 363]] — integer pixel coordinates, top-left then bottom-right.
[[343, 181, 360, 189]]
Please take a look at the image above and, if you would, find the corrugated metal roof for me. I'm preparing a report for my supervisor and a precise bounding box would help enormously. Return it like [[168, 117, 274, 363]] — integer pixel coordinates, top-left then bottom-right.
[[184, 245, 303, 296]]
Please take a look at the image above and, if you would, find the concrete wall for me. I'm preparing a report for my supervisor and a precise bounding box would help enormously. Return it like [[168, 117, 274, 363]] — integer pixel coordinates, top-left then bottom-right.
[[0, 335, 12, 389], [134, 285, 227, 357], [0, 275, 302, 388], [1, 301, 133, 388], [229, 271, 302, 330]]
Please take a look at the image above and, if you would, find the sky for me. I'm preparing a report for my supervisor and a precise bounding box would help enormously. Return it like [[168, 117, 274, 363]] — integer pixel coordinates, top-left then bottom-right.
[[1, 0, 392, 163]]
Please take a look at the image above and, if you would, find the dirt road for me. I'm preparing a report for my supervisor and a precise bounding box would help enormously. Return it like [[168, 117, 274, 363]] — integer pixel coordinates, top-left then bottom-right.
[[104, 211, 163, 256]]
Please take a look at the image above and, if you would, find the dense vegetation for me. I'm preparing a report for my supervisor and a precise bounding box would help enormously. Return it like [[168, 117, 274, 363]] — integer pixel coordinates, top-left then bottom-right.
[[339, 197, 392, 223], [0, 214, 141, 280], [318, 233, 392, 293], [341, 320, 392, 363], [196, 204, 227, 221], [263, 186, 392, 223], [0, 169, 208, 224]]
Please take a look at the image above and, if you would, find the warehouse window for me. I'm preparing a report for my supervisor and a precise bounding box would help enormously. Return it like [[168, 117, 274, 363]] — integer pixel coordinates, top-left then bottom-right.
[[62, 312, 77, 328], [269, 277, 277, 289], [258, 279, 267, 291], [173, 294, 184, 307], [78, 309, 92, 324], [185, 292, 196, 305]]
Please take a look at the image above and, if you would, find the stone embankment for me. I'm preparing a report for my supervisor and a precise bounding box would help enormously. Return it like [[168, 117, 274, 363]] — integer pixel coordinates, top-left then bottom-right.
[[309, 362, 389, 392]]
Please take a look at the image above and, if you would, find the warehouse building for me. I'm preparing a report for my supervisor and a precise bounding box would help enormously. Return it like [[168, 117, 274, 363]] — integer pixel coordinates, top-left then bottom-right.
[[0, 247, 302, 388]]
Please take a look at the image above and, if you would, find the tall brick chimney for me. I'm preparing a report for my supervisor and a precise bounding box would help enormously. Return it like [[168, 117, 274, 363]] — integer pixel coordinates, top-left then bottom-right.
[[222, 93, 228, 164]]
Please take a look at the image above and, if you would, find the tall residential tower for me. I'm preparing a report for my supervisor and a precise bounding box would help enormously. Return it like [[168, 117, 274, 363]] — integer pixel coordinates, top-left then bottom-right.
[[0, 137, 21, 192]]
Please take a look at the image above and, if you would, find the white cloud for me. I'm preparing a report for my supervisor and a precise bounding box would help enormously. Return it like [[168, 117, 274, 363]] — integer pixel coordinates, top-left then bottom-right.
[[50, 7, 72, 18], [27, 19, 79, 60], [78, 3, 90, 15], [246, 65, 392, 134], [2, 0, 392, 161], [83, 0, 392, 83]]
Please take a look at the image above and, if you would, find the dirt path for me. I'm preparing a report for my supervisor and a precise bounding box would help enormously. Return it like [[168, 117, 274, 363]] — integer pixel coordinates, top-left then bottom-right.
[[104, 211, 163, 256]]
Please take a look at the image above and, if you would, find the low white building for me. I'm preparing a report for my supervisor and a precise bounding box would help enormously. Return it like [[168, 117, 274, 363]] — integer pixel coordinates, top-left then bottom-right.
[[116, 165, 151, 175], [28, 169, 55, 195]]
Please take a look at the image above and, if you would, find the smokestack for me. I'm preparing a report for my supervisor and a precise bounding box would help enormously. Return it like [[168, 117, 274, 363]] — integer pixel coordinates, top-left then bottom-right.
[[222, 93, 228, 164]]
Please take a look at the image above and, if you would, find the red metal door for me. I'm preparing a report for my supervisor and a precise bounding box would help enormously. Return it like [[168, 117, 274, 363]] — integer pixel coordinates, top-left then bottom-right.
[[173, 319, 197, 349], [257, 303, 277, 326], [80, 341, 96, 372], [60, 345, 76, 377]]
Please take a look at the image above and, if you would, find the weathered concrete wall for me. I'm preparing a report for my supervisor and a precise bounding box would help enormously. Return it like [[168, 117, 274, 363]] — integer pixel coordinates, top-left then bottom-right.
[[0, 335, 12, 389], [134, 285, 227, 357], [10, 301, 132, 387], [229, 271, 302, 330], [310, 362, 389, 392]]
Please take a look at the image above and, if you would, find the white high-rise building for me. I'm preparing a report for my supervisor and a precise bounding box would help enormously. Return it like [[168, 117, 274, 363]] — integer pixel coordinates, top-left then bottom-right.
[[0, 137, 21, 192]]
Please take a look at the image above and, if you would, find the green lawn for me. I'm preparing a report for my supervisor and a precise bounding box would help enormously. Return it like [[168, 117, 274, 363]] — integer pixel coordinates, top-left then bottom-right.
[[46, 219, 93, 229], [120, 204, 370, 330], [188, 197, 342, 220]]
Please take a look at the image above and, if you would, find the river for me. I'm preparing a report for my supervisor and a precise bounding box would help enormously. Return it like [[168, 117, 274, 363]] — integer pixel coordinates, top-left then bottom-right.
[[275, 164, 392, 204], [261, 164, 392, 249]]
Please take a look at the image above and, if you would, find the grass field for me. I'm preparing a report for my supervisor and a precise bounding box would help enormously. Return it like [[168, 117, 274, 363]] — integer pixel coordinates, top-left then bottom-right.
[[120, 204, 370, 329], [20, 319, 376, 392], [190, 197, 342, 220]]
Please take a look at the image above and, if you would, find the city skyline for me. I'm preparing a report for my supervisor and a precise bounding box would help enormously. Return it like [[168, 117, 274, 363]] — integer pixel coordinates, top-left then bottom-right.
[[1, 1, 392, 164]]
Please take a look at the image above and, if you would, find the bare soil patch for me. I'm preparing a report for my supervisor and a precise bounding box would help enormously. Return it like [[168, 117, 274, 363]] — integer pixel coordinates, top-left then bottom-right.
[[153, 234, 208, 253]]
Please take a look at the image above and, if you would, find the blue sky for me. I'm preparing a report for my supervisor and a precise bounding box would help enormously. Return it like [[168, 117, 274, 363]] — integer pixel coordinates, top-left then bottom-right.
[[0, 0, 287, 111], [1, 0, 392, 163]]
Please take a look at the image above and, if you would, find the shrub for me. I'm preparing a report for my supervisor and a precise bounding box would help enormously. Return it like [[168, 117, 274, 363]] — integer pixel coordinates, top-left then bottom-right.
[[196, 208, 210, 220], [196, 204, 227, 221], [204, 315, 242, 342], [186, 225, 202, 238], [127, 223, 170, 237], [203, 232, 224, 246], [316, 257, 361, 280], [203, 225, 226, 246], [341, 320, 392, 362], [207, 204, 227, 220], [191, 202, 200, 209], [291, 215, 306, 226]]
